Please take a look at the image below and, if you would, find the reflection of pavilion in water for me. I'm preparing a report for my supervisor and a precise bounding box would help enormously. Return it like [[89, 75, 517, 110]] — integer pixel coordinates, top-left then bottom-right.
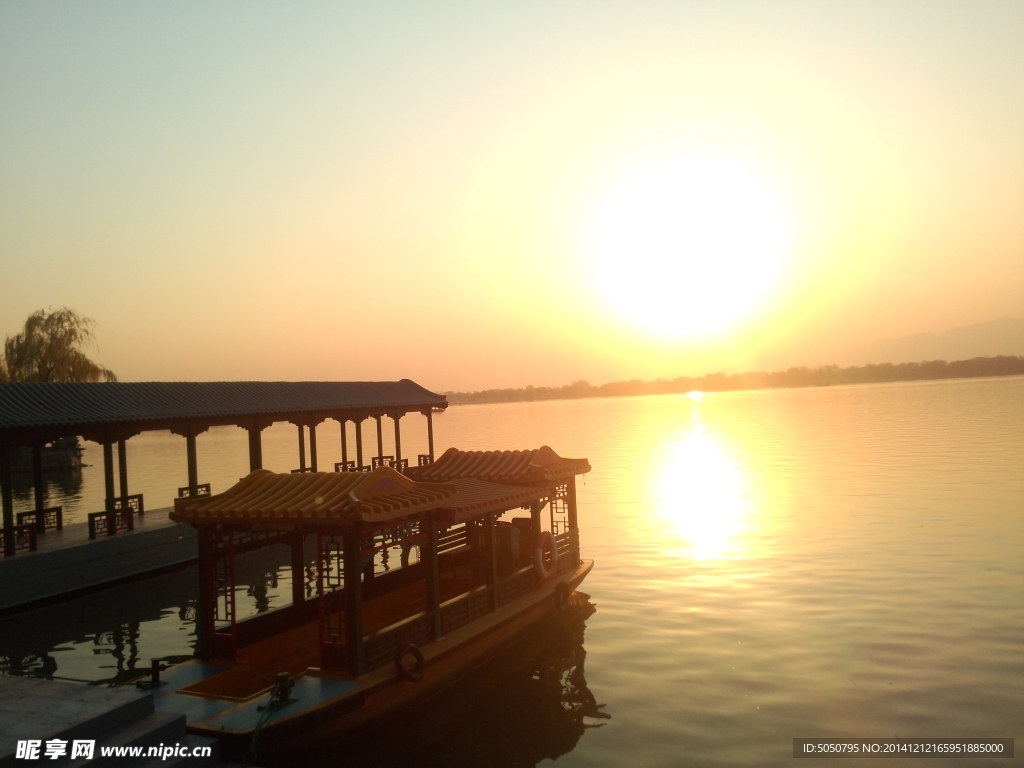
[[0, 542, 301, 685], [7, 466, 83, 507], [293, 601, 608, 768]]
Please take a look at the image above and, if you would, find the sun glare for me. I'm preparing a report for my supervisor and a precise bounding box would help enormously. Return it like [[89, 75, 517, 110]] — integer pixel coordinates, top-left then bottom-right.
[[654, 422, 751, 560], [590, 153, 792, 338]]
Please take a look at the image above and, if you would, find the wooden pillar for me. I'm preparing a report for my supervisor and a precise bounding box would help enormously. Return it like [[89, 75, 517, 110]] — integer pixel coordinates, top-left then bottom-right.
[[117, 439, 129, 501], [297, 425, 306, 471], [567, 478, 579, 530], [291, 531, 306, 606], [339, 420, 348, 467], [567, 477, 580, 562], [530, 500, 542, 539], [362, 532, 375, 583], [374, 416, 383, 461], [343, 529, 364, 676], [426, 410, 434, 462], [392, 414, 402, 464], [309, 423, 318, 473], [424, 514, 441, 638], [32, 442, 45, 513], [247, 427, 263, 472], [195, 527, 216, 659], [485, 515, 499, 609], [103, 438, 116, 513], [1, 433, 14, 556], [186, 434, 199, 494], [355, 419, 364, 469]]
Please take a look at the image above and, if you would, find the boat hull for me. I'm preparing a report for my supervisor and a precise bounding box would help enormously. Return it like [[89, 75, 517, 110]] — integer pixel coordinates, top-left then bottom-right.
[[170, 559, 594, 759]]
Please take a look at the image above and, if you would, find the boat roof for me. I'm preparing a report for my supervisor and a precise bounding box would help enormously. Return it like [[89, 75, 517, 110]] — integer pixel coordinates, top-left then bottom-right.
[[169, 467, 554, 529], [406, 446, 590, 485], [439, 479, 548, 523], [170, 467, 456, 528], [166, 444, 585, 528]]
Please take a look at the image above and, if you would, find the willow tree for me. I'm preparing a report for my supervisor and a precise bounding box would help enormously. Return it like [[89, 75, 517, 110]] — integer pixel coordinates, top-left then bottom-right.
[[0, 308, 117, 383]]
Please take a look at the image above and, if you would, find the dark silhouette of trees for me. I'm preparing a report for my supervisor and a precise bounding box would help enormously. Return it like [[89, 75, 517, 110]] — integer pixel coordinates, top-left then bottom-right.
[[447, 356, 1024, 405], [0, 308, 117, 383]]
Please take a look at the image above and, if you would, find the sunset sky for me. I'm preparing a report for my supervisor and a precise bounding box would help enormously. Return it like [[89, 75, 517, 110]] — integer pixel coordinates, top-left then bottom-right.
[[2, 1, 1022, 391]]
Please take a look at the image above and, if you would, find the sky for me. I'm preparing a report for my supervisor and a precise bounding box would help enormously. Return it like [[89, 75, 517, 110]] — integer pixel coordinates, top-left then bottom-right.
[[2, 1, 1022, 391]]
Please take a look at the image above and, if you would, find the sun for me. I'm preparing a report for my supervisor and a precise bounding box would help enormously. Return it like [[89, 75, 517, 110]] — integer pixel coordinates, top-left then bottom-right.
[[589, 153, 792, 338]]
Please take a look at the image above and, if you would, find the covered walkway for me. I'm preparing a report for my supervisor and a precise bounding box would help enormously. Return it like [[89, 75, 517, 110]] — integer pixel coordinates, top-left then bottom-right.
[[0, 380, 447, 602]]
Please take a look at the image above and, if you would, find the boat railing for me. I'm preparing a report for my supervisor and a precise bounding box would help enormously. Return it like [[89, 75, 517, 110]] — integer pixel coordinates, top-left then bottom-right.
[[554, 529, 579, 573], [362, 609, 435, 672], [440, 584, 491, 635], [437, 523, 469, 555], [496, 564, 537, 606], [232, 598, 323, 649]]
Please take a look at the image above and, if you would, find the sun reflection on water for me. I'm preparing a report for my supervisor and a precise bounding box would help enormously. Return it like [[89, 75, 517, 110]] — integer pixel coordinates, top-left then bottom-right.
[[654, 420, 753, 561]]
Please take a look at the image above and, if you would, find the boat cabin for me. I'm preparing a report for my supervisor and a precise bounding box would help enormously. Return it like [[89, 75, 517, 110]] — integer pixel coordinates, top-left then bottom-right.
[[169, 446, 591, 702]]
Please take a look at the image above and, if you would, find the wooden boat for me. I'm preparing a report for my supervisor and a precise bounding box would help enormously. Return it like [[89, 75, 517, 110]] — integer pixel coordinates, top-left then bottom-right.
[[149, 446, 592, 760]]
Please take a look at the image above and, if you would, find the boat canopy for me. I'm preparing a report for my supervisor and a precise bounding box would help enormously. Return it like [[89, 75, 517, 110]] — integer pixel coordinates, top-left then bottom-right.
[[406, 446, 590, 485], [170, 467, 456, 528], [437, 479, 548, 523], [171, 446, 591, 531]]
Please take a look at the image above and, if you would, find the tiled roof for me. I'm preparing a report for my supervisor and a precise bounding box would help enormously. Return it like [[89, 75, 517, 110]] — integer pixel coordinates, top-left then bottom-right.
[[406, 446, 590, 485], [170, 467, 456, 527], [440, 479, 548, 521], [0, 380, 446, 430]]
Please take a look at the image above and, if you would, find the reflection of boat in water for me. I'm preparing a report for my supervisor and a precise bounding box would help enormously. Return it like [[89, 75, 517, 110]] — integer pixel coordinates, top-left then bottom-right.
[[286, 597, 607, 768], [151, 446, 594, 761]]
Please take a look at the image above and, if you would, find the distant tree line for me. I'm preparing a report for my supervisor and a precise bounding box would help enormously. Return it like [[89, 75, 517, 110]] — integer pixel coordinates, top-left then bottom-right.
[[446, 356, 1024, 405]]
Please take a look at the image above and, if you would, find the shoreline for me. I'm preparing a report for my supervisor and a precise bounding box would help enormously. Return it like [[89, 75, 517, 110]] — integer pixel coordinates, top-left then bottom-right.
[[445, 357, 1024, 406]]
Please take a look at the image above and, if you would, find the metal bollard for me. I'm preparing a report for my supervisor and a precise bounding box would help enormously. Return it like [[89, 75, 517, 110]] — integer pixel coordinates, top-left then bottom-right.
[[275, 672, 293, 703]]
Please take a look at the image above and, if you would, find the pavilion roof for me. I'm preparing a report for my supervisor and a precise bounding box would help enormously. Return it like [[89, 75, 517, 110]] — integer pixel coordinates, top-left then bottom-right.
[[0, 380, 446, 444], [170, 467, 456, 528], [406, 446, 590, 486]]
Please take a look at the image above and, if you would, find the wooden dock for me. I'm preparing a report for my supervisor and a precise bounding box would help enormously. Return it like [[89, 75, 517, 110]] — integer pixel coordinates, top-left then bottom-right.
[[0, 508, 197, 614]]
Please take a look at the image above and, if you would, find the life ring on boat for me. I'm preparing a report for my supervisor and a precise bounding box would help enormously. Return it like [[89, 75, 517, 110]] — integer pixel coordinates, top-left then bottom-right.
[[554, 581, 571, 611], [534, 531, 559, 581], [395, 642, 425, 683]]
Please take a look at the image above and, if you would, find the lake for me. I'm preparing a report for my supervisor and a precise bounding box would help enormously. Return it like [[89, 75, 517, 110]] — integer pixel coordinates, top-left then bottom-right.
[[2, 376, 1022, 766]]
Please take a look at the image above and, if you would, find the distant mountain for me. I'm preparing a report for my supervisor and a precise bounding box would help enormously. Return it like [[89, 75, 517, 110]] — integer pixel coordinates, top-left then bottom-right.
[[843, 317, 1024, 365]]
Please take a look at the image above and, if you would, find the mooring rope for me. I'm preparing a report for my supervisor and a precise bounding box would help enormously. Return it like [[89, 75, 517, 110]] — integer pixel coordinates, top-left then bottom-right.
[[244, 675, 293, 765]]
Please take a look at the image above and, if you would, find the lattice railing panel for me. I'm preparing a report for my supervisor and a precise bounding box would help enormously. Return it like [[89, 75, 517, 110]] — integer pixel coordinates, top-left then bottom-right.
[[113, 494, 144, 515], [440, 588, 491, 635], [497, 567, 537, 606], [16, 506, 63, 533], [363, 613, 435, 671], [177, 483, 211, 499], [317, 533, 346, 646]]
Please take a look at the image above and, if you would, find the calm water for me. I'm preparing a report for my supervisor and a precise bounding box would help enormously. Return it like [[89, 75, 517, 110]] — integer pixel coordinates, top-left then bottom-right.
[[2, 376, 1023, 766]]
